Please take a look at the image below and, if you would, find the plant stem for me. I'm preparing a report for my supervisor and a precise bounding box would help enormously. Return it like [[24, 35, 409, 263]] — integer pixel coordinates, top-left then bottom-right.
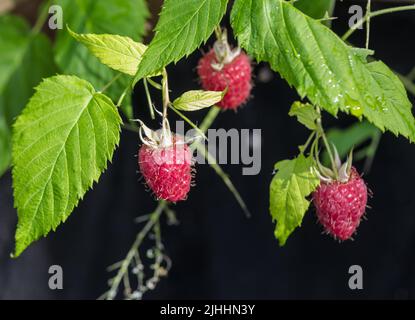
[[214, 26, 223, 40], [342, 4, 415, 41], [316, 108, 338, 177], [300, 131, 316, 154], [199, 106, 221, 134], [398, 72, 415, 96], [147, 78, 162, 90], [100, 73, 122, 93], [363, 130, 381, 173], [365, 0, 372, 49], [143, 78, 155, 120], [408, 66, 415, 81], [161, 69, 170, 117], [31, 0, 52, 35], [194, 142, 251, 218], [106, 200, 167, 300], [169, 105, 207, 140], [117, 86, 130, 108]]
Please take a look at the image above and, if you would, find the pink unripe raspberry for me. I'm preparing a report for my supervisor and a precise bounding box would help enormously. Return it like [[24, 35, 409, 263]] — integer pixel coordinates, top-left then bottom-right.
[[197, 49, 252, 110], [138, 138, 193, 202], [313, 167, 368, 240]]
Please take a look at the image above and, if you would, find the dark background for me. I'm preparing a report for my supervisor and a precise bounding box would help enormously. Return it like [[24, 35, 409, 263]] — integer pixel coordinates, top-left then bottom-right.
[[1, 1, 415, 299]]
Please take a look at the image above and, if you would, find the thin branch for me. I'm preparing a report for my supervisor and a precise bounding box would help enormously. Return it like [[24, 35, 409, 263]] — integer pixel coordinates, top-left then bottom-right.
[[143, 78, 155, 120], [365, 0, 372, 49], [342, 4, 415, 41], [104, 200, 167, 300], [194, 142, 251, 218], [407, 66, 415, 82], [398, 72, 415, 96], [100, 73, 122, 93], [169, 105, 207, 140], [31, 0, 52, 35]]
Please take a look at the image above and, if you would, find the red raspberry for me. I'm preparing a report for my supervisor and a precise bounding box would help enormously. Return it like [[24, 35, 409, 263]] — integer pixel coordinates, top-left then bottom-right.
[[138, 138, 193, 202], [197, 49, 252, 110], [313, 167, 368, 240]]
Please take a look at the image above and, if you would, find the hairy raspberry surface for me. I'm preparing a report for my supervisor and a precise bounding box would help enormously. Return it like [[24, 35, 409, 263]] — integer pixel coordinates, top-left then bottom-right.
[[138, 140, 192, 202], [197, 49, 252, 110], [313, 167, 368, 240]]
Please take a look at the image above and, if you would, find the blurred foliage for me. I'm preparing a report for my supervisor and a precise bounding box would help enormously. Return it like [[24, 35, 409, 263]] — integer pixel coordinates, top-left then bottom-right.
[[0, 0, 150, 177], [324, 121, 380, 164], [0, 14, 56, 176], [294, 0, 336, 20]]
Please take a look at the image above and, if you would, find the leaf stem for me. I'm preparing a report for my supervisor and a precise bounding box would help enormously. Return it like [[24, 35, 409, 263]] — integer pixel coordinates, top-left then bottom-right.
[[199, 106, 221, 134], [365, 0, 372, 49], [147, 78, 162, 90], [169, 105, 207, 140], [316, 108, 338, 178], [194, 142, 251, 218], [214, 26, 223, 41], [100, 73, 122, 93], [143, 78, 155, 120], [398, 72, 415, 96], [342, 4, 415, 41], [161, 69, 170, 117], [407, 66, 415, 82], [363, 129, 381, 173], [300, 131, 316, 154], [31, 0, 52, 35], [116, 85, 130, 108]]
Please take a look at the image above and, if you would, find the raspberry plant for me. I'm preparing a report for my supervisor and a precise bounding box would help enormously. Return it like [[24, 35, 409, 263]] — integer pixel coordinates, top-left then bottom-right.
[[1, 0, 415, 299]]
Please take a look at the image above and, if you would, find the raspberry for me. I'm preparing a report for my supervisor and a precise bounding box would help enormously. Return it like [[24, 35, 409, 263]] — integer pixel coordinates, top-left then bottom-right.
[[313, 167, 368, 240], [197, 48, 252, 110], [138, 137, 193, 202]]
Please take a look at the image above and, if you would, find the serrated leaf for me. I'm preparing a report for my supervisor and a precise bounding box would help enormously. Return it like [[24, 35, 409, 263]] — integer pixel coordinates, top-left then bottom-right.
[[231, 0, 415, 142], [269, 155, 319, 246], [134, 0, 228, 81], [294, 0, 335, 20], [12, 75, 122, 256], [0, 15, 57, 178], [0, 116, 11, 176], [68, 28, 147, 76], [289, 102, 319, 130], [173, 90, 224, 111], [54, 0, 150, 118]]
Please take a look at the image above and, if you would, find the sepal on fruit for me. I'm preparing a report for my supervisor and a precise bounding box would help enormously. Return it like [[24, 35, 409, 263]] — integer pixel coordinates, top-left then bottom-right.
[[315, 145, 354, 183], [212, 29, 241, 71], [133, 118, 174, 149]]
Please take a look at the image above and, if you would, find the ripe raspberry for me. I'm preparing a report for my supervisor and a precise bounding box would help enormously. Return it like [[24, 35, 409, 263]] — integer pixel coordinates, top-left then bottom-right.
[[138, 137, 193, 202], [313, 167, 368, 240], [197, 48, 252, 110]]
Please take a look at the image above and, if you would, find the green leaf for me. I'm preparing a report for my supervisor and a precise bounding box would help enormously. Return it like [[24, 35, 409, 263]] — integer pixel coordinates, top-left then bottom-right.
[[0, 15, 57, 178], [289, 101, 319, 130], [12, 75, 122, 256], [173, 90, 224, 111], [68, 28, 148, 76], [231, 0, 415, 142], [134, 0, 228, 81], [54, 0, 150, 118], [270, 154, 319, 246], [324, 121, 379, 163], [294, 0, 335, 20]]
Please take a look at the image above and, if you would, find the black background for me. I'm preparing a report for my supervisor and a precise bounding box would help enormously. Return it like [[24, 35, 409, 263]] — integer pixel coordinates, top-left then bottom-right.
[[1, 1, 415, 300]]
